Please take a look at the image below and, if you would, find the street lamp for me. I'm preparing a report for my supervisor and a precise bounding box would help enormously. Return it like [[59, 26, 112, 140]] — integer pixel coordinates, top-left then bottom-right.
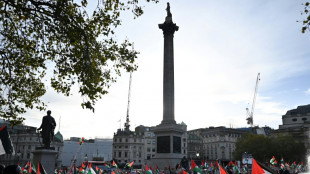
[[84, 154, 88, 163], [196, 152, 199, 158]]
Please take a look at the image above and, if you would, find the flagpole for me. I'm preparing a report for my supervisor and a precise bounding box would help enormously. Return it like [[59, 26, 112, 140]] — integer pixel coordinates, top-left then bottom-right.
[[69, 144, 82, 172]]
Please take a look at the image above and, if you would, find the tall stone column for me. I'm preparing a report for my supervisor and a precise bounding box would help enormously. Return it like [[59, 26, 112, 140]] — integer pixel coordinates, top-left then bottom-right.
[[159, 3, 178, 125], [152, 3, 187, 170]]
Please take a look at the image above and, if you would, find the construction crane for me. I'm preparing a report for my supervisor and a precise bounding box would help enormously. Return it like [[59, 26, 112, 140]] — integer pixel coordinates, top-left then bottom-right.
[[124, 72, 132, 131], [246, 73, 260, 127]]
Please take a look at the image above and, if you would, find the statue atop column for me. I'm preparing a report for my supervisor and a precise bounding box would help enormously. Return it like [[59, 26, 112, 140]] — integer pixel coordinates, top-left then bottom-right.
[[37, 110, 56, 148], [166, 2, 172, 17]]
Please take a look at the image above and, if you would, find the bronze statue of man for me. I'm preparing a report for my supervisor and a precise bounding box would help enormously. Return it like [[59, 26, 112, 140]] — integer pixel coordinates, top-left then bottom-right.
[[37, 110, 56, 148]]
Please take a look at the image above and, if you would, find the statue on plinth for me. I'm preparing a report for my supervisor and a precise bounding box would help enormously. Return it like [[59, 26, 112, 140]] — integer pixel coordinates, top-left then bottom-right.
[[37, 110, 56, 148]]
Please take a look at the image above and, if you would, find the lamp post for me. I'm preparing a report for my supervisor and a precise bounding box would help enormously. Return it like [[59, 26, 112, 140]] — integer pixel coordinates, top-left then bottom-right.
[[84, 154, 88, 162]]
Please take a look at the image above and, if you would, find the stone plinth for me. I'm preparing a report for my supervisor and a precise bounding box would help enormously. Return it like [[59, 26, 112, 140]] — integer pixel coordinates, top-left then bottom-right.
[[152, 123, 186, 170], [32, 148, 57, 174]]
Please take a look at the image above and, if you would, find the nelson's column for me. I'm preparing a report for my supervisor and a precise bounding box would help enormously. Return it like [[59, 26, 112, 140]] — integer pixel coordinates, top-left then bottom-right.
[[152, 3, 187, 169]]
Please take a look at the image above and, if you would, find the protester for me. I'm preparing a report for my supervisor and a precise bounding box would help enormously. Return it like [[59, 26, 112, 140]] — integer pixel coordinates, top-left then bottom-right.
[[3, 165, 22, 174]]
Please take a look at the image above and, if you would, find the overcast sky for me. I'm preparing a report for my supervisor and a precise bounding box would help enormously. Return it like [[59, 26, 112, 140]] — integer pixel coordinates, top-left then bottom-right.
[[22, 0, 310, 139]]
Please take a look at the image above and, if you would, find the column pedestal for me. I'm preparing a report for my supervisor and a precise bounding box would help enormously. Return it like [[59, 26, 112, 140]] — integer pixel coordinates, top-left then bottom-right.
[[32, 148, 57, 174]]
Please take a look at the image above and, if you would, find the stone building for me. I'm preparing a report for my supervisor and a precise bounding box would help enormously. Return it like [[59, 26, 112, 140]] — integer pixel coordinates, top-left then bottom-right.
[[112, 125, 156, 168], [276, 104, 310, 153], [187, 126, 249, 162], [0, 121, 63, 168], [62, 137, 113, 167]]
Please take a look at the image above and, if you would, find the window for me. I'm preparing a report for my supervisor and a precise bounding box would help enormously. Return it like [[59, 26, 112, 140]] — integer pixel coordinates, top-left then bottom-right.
[[147, 140, 151, 144], [114, 152, 116, 157], [152, 140, 156, 144], [125, 152, 127, 157], [125, 146, 128, 149], [119, 138, 122, 142], [152, 148, 156, 152], [147, 133, 151, 137], [119, 152, 121, 157], [28, 145, 31, 150], [292, 118, 297, 122], [125, 138, 128, 142], [147, 148, 151, 152], [147, 154, 151, 160], [134, 139, 136, 143], [302, 117, 307, 121], [27, 153, 30, 159]]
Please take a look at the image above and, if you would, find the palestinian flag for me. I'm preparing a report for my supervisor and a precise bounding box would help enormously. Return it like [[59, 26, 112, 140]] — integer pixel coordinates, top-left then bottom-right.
[[146, 165, 153, 174], [37, 161, 47, 174], [201, 160, 204, 169], [219, 165, 227, 174], [82, 162, 86, 169], [22, 167, 27, 173], [233, 162, 240, 174], [95, 166, 102, 174], [0, 125, 14, 155], [280, 163, 285, 170], [242, 165, 247, 173], [127, 161, 134, 168], [252, 158, 272, 174], [215, 161, 219, 169], [79, 166, 85, 173], [112, 160, 118, 168], [112, 171, 116, 174], [69, 164, 77, 174], [155, 165, 160, 174], [24, 161, 36, 174], [269, 156, 276, 165], [210, 162, 214, 170], [191, 159, 201, 173], [85, 163, 96, 174], [54, 169, 58, 174], [79, 137, 85, 145], [182, 170, 188, 174], [204, 161, 208, 168]]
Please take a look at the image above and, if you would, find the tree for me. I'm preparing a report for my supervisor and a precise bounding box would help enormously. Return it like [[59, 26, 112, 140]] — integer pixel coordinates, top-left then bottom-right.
[[233, 133, 306, 163], [302, 2, 310, 33], [0, 0, 158, 125]]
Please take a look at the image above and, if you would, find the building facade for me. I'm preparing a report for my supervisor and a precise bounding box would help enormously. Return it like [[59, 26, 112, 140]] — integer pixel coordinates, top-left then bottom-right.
[[112, 125, 155, 168], [276, 104, 310, 153], [0, 121, 63, 168], [62, 137, 113, 167], [187, 126, 249, 162]]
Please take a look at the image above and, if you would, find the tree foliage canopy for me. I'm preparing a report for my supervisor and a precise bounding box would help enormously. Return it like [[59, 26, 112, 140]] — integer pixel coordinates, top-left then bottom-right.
[[302, 2, 310, 33], [233, 133, 306, 163], [0, 0, 158, 125]]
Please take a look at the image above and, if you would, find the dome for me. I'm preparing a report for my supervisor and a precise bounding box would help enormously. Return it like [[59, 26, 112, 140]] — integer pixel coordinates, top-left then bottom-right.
[[54, 131, 63, 142]]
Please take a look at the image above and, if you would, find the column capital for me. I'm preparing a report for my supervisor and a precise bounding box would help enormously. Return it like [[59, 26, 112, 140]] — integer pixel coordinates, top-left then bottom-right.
[[158, 22, 179, 36]]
